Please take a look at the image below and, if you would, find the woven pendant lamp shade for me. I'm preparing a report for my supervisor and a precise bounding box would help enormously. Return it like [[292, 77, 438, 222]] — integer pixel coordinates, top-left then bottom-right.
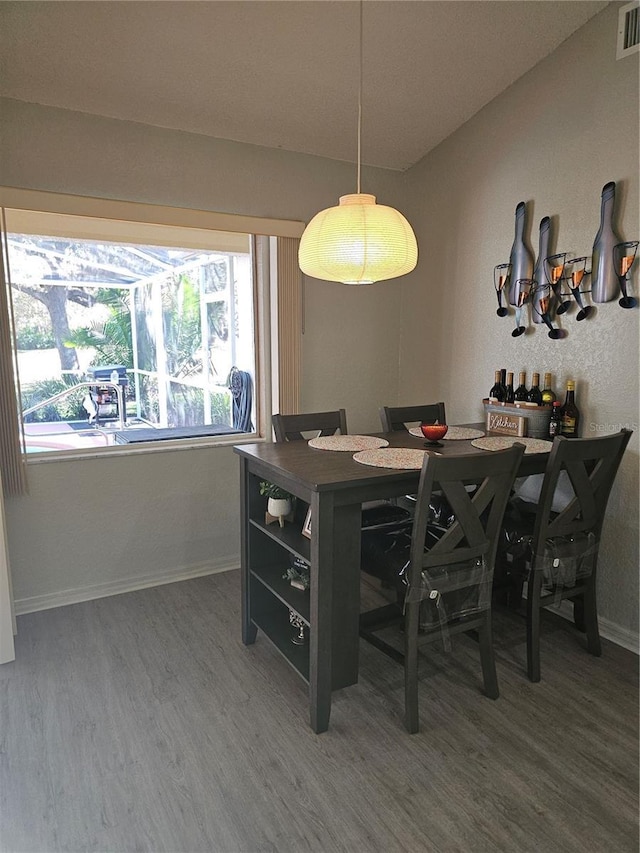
[[298, 193, 418, 285]]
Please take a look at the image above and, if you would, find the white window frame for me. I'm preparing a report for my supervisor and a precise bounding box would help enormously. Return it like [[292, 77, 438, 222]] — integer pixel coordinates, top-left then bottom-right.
[[0, 187, 304, 461]]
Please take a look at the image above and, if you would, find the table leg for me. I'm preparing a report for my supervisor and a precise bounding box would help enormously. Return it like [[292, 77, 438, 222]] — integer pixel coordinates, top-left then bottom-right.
[[308, 494, 361, 733], [240, 457, 257, 645]]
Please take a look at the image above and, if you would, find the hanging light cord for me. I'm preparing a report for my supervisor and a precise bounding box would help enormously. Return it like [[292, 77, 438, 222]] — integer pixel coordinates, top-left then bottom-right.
[[357, 0, 363, 194]]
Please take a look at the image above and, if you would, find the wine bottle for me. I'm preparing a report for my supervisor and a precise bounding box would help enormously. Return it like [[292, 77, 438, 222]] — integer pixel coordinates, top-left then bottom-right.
[[514, 371, 528, 402], [591, 182, 622, 303], [548, 402, 562, 439], [532, 217, 551, 324], [560, 380, 580, 437], [489, 370, 506, 402], [527, 372, 543, 405], [541, 373, 556, 405], [505, 372, 515, 403], [507, 201, 534, 307]]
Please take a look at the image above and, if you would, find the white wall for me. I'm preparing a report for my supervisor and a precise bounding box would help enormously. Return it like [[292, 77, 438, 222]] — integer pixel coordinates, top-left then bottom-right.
[[400, 3, 639, 643], [0, 98, 405, 611]]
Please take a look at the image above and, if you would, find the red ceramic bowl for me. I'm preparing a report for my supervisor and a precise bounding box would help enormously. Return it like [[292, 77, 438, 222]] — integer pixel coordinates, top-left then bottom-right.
[[420, 423, 448, 442]]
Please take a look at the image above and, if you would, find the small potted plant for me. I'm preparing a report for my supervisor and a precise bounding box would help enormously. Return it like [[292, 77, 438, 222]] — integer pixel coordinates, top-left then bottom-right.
[[259, 481, 294, 527]]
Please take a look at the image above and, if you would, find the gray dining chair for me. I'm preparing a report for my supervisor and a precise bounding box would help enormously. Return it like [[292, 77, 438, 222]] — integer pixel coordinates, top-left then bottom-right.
[[272, 409, 347, 442], [360, 443, 524, 733], [498, 429, 632, 682], [380, 403, 446, 433]]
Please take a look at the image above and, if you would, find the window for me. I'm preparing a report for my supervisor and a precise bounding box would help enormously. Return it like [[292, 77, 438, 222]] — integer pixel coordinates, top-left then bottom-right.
[[0, 190, 303, 462]]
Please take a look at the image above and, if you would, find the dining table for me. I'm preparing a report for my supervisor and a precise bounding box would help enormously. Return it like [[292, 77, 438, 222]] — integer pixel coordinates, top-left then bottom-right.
[[234, 424, 550, 733]]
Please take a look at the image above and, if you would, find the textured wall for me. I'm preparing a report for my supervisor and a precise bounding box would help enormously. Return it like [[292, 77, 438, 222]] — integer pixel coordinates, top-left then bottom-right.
[[400, 3, 639, 640]]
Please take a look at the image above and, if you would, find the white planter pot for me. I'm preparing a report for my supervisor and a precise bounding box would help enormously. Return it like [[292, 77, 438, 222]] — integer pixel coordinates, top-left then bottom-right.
[[267, 497, 292, 527]]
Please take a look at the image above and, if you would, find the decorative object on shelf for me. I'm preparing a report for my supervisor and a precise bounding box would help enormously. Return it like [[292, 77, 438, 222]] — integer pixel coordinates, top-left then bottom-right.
[[493, 262, 510, 317], [565, 256, 593, 321], [531, 283, 566, 339], [532, 217, 552, 325], [613, 240, 638, 309], [301, 506, 312, 539], [288, 610, 308, 645], [507, 201, 534, 307], [544, 252, 572, 315], [483, 399, 552, 440], [591, 181, 623, 303], [284, 555, 310, 591], [298, 2, 417, 285], [512, 278, 532, 337], [259, 481, 295, 528]]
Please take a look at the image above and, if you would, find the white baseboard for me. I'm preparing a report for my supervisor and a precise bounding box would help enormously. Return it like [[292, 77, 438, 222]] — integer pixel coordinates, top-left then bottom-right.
[[555, 601, 639, 654], [14, 558, 239, 616]]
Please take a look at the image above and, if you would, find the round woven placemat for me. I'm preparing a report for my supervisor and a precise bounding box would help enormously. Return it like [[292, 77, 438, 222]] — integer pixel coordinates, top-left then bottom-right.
[[408, 426, 485, 441], [471, 436, 552, 455], [308, 435, 389, 452], [353, 447, 438, 469]]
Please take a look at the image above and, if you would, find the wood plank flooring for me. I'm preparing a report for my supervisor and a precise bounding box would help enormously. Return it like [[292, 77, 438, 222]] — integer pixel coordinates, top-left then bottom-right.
[[1, 570, 637, 853]]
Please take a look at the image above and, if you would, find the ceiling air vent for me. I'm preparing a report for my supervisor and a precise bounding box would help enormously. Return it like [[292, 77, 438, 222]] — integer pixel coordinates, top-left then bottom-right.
[[617, 0, 639, 59]]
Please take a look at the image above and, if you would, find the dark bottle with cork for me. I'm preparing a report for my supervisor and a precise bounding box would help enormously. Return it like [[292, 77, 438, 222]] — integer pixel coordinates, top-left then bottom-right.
[[514, 371, 528, 402], [489, 370, 506, 402], [527, 372, 543, 406], [560, 380, 580, 437], [505, 372, 515, 403]]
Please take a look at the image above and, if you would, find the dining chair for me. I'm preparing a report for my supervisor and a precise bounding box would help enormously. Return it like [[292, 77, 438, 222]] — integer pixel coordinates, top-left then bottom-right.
[[380, 402, 446, 432], [272, 409, 347, 442], [498, 429, 633, 682], [359, 443, 524, 733]]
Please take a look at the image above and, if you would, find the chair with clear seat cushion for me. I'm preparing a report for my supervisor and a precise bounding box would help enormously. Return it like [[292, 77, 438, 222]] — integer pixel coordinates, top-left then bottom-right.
[[359, 443, 524, 733], [497, 429, 633, 682], [380, 402, 446, 433], [272, 409, 347, 442]]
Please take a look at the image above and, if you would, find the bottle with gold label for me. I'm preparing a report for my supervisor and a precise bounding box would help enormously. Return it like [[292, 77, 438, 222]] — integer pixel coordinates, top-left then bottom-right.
[[560, 380, 580, 438], [541, 373, 556, 406]]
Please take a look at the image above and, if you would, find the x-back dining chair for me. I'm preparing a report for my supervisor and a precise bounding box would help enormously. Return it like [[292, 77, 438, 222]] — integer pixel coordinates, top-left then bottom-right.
[[498, 429, 632, 682], [272, 409, 347, 443], [360, 443, 524, 733], [380, 403, 446, 433]]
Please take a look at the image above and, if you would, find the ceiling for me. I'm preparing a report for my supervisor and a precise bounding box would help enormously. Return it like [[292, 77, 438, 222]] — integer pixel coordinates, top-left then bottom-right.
[[0, 0, 609, 171]]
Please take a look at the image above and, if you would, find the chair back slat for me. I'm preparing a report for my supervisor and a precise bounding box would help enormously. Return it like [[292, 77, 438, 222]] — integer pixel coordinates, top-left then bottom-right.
[[380, 403, 446, 432], [272, 409, 347, 443]]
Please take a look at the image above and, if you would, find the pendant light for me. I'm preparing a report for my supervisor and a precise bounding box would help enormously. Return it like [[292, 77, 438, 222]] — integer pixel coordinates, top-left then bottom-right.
[[298, 2, 418, 285]]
